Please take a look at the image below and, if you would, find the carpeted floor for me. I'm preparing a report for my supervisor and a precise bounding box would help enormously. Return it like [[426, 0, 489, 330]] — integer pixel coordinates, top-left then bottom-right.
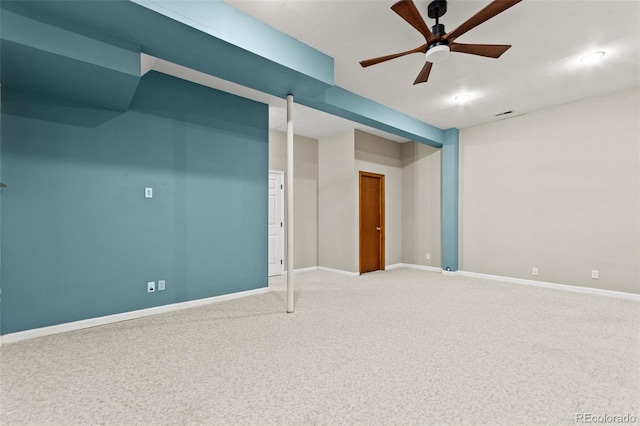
[[1, 268, 638, 425]]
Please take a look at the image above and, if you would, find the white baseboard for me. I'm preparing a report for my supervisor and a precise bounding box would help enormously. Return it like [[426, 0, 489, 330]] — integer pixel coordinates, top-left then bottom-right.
[[317, 264, 443, 275], [284, 266, 319, 274], [0, 287, 270, 345], [386, 263, 443, 273], [269, 267, 318, 286], [317, 266, 359, 276], [459, 271, 640, 301], [385, 263, 403, 270], [442, 270, 461, 276]]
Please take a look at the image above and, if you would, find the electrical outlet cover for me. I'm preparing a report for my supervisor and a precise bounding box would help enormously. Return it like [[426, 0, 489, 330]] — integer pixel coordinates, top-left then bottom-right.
[[147, 281, 155, 292], [158, 280, 166, 291]]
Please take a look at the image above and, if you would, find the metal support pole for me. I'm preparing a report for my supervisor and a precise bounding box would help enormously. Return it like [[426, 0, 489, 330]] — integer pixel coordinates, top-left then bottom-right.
[[286, 95, 294, 313]]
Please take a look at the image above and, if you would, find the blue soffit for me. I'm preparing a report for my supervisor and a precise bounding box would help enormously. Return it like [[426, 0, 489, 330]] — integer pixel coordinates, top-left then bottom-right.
[[1, 0, 446, 145], [7, 0, 334, 100], [306, 87, 443, 147], [131, 0, 335, 87], [0, 2, 141, 111]]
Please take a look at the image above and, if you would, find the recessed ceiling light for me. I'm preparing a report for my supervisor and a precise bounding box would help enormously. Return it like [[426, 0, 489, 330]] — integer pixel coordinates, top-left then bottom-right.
[[455, 93, 471, 103], [580, 51, 605, 63]]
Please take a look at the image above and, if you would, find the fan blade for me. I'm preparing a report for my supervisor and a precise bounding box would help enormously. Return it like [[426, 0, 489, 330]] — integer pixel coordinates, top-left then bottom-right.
[[360, 44, 427, 67], [450, 42, 511, 58], [443, 0, 522, 42], [391, 0, 436, 43], [413, 61, 433, 85]]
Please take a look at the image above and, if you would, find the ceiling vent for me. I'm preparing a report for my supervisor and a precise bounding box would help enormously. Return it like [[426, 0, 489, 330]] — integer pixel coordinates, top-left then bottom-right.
[[494, 110, 514, 117]]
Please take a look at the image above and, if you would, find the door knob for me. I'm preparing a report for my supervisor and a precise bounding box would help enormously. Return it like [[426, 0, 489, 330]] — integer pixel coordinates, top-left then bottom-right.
[[376, 227, 381, 231]]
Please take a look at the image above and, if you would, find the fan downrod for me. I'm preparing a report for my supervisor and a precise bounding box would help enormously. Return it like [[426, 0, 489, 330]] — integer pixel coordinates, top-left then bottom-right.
[[427, 0, 447, 37]]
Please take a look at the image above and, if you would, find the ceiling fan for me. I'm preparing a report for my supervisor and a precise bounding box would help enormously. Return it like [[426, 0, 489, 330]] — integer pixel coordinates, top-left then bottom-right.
[[360, 0, 522, 84]]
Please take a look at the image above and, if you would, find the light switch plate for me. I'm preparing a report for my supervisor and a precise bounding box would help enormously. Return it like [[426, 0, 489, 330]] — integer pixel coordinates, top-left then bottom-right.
[[145, 187, 153, 198]]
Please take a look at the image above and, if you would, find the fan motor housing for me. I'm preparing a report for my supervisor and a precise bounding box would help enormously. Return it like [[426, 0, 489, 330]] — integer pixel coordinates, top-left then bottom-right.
[[427, 41, 449, 50], [431, 23, 446, 37]]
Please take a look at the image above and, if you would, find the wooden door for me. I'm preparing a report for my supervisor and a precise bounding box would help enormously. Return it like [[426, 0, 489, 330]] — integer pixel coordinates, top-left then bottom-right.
[[359, 171, 385, 274], [268, 171, 284, 276]]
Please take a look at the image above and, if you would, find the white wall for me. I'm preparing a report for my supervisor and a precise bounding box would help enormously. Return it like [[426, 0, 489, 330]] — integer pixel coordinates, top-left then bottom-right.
[[318, 130, 358, 272], [355, 130, 403, 266], [318, 129, 442, 273], [269, 130, 318, 269], [460, 87, 640, 294], [402, 142, 442, 268]]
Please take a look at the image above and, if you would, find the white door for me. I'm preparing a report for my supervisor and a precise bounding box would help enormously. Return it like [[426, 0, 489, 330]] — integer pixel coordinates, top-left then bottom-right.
[[268, 171, 284, 276]]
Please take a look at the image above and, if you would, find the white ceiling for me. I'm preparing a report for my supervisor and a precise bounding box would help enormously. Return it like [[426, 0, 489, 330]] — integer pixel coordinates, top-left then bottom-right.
[[154, 1, 640, 141]]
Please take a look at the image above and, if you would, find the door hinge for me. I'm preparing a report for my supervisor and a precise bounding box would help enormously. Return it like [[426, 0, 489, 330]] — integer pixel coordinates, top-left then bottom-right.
[[281, 259, 283, 265], [281, 184, 283, 190], [281, 222, 283, 227]]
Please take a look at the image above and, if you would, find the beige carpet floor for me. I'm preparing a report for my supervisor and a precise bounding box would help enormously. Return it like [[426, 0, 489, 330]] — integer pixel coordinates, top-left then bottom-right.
[[1, 268, 638, 425]]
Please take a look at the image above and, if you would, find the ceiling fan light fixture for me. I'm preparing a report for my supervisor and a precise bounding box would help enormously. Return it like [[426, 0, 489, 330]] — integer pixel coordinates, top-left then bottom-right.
[[426, 44, 450, 63], [360, 0, 524, 84], [580, 51, 605, 64]]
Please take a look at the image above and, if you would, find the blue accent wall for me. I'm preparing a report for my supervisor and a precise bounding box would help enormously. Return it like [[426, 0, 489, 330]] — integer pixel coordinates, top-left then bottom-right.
[[0, 91, 3, 333], [0, 72, 268, 334]]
